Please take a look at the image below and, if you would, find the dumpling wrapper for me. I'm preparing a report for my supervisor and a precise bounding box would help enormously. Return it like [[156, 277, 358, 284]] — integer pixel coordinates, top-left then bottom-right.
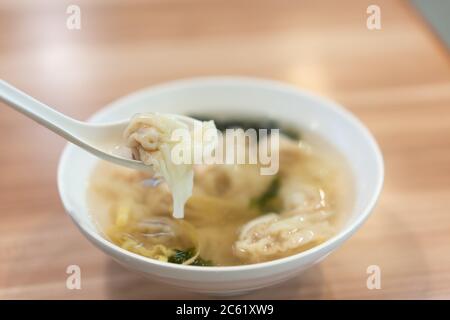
[[124, 113, 217, 219]]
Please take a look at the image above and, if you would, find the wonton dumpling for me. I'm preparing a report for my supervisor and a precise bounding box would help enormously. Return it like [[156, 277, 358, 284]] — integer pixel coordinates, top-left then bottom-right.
[[124, 113, 217, 219], [233, 211, 335, 263]]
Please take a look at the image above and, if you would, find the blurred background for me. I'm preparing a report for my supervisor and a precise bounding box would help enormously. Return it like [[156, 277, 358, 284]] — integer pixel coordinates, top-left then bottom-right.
[[0, 0, 449, 299]]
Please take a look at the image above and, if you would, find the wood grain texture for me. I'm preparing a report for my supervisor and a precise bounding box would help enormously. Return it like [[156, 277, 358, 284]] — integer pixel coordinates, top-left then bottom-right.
[[0, 0, 449, 299]]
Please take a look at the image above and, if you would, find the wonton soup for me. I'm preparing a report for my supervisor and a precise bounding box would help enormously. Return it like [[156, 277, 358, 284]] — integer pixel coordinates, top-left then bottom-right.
[[88, 115, 353, 266]]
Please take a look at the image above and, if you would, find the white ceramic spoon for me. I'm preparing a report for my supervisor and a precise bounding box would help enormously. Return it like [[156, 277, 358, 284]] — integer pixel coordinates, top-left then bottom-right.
[[0, 80, 197, 171]]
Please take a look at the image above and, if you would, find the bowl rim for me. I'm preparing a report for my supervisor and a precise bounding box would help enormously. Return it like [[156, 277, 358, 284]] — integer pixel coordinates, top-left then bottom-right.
[[58, 76, 384, 273]]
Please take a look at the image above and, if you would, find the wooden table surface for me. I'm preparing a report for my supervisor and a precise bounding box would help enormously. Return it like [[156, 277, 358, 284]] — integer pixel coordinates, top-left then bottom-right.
[[0, 0, 449, 300]]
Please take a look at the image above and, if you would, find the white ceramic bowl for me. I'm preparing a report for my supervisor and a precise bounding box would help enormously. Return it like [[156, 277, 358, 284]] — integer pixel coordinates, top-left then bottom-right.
[[58, 77, 383, 295]]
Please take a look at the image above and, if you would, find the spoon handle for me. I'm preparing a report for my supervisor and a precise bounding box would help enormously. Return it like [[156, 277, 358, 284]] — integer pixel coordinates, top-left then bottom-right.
[[0, 79, 88, 142], [0, 80, 155, 172]]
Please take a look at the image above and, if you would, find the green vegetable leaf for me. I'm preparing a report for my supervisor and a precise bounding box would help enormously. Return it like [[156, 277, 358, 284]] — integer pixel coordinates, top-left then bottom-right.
[[168, 248, 213, 266], [168, 248, 196, 264], [250, 176, 282, 213]]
